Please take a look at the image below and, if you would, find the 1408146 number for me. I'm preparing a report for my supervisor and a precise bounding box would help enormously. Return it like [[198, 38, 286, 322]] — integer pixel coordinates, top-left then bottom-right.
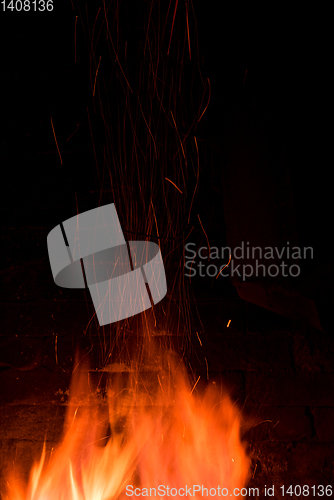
[[1, 0, 53, 11]]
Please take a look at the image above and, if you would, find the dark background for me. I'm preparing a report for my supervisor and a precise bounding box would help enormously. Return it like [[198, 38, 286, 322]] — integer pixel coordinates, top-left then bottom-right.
[[1, 1, 334, 495], [1, 4, 332, 238]]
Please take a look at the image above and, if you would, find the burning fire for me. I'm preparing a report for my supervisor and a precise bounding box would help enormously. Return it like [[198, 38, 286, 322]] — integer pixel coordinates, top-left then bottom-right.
[[5, 345, 250, 499]]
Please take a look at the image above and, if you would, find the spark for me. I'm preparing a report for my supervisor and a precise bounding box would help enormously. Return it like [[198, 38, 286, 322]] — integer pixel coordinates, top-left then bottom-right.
[[185, 0, 191, 59], [165, 177, 183, 194], [198, 78, 211, 123], [102, 0, 133, 93], [197, 214, 210, 260], [170, 110, 187, 165], [204, 357, 209, 380], [150, 199, 160, 247], [227, 319, 231, 328], [167, 0, 179, 55], [137, 95, 157, 159], [252, 462, 258, 479], [50, 116, 63, 165], [55, 335, 58, 365], [216, 254, 231, 279], [252, 419, 273, 428], [93, 55, 102, 96], [164, 225, 194, 259], [66, 123, 80, 142], [157, 374, 164, 396], [190, 375, 200, 394], [195, 331, 202, 346], [143, 0, 154, 54]]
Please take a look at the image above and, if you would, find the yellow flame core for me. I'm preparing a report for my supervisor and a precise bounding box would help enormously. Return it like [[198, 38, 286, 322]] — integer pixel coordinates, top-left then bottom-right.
[[6, 351, 250, 500]]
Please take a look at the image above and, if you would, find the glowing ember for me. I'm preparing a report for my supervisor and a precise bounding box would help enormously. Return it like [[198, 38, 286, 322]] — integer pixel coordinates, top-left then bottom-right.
[[5, 349, 250, 499]]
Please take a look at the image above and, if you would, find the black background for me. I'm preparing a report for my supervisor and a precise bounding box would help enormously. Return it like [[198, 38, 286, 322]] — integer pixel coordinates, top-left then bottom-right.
[[1, 1, 334, 492], [1, 3, 332, 238], [0, 2, 333, 339]]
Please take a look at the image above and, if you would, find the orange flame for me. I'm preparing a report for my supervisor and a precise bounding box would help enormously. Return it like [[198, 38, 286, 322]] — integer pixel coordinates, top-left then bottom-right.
[[5, 348, 250, 499]]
